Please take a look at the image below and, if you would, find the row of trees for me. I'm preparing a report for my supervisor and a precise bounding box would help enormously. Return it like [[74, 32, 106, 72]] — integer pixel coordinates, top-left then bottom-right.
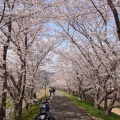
[[50, 0, 120, 116], [0, 0, 59, 120]]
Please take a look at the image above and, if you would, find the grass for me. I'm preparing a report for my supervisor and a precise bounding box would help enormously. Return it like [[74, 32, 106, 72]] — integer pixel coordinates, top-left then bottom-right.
[[17, 103, 40, 120], [6, 101, 13, 109], [62, 91, 120, 120]]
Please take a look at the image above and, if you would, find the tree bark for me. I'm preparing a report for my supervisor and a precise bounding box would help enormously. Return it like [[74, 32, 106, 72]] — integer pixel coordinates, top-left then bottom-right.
[[107, 0, 120, 41], [94, 88, 101, 110], [103, 96, 107, 110], [14, 103, 20, 120], [14, 99, 22, 120], [104, 93, 117, 116], [94, 103, 100, 110], [104, 106, 112, 116]]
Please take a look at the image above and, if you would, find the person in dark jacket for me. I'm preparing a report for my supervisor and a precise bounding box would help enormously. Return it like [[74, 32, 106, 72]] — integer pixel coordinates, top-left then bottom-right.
[[53, 87, 55, 95], [49, 87, 53, 97]]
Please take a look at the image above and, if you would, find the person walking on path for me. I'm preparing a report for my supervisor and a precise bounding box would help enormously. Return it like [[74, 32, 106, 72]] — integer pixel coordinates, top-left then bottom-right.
[[49, 87, 53, 97], [53, 87, 56, 95]]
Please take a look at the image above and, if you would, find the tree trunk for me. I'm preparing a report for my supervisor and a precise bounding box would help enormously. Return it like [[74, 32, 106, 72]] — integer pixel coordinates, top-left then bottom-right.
[[107, 0, 120, 41], [94, 88, 104, 110], [14, 98, 23, 120], [103, 96, 107, 110], [25, 103, 29, 112], [13, 59, 26, 119], [14, 103, 20, 120], [14, 33, 27, 118], [14, 104, 21, 120], [79, 92, 86, 101], [24, 88, 35, 111], [104, 93, 117, 116], [0, 17, 11, 120], [105, 106, 112, 116], [0, 107, 5, 120], [94, 102, 100, 110]]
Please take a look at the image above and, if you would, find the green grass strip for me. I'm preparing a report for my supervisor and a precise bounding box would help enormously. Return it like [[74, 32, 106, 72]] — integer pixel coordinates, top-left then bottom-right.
[[17, 103, 40, 120], [62, 91, 120, 120]]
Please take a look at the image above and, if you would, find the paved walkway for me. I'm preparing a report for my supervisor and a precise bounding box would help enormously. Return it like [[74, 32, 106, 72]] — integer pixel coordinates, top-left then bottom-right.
[[49, 90, 94, 120]]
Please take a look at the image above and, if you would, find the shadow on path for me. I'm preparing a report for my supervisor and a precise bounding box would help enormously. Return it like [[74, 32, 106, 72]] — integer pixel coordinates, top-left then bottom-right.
[[49, 90, 94, 120]]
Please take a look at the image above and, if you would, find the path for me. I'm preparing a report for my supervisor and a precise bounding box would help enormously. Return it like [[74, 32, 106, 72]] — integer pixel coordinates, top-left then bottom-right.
[[49, 90, 94, 120]]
